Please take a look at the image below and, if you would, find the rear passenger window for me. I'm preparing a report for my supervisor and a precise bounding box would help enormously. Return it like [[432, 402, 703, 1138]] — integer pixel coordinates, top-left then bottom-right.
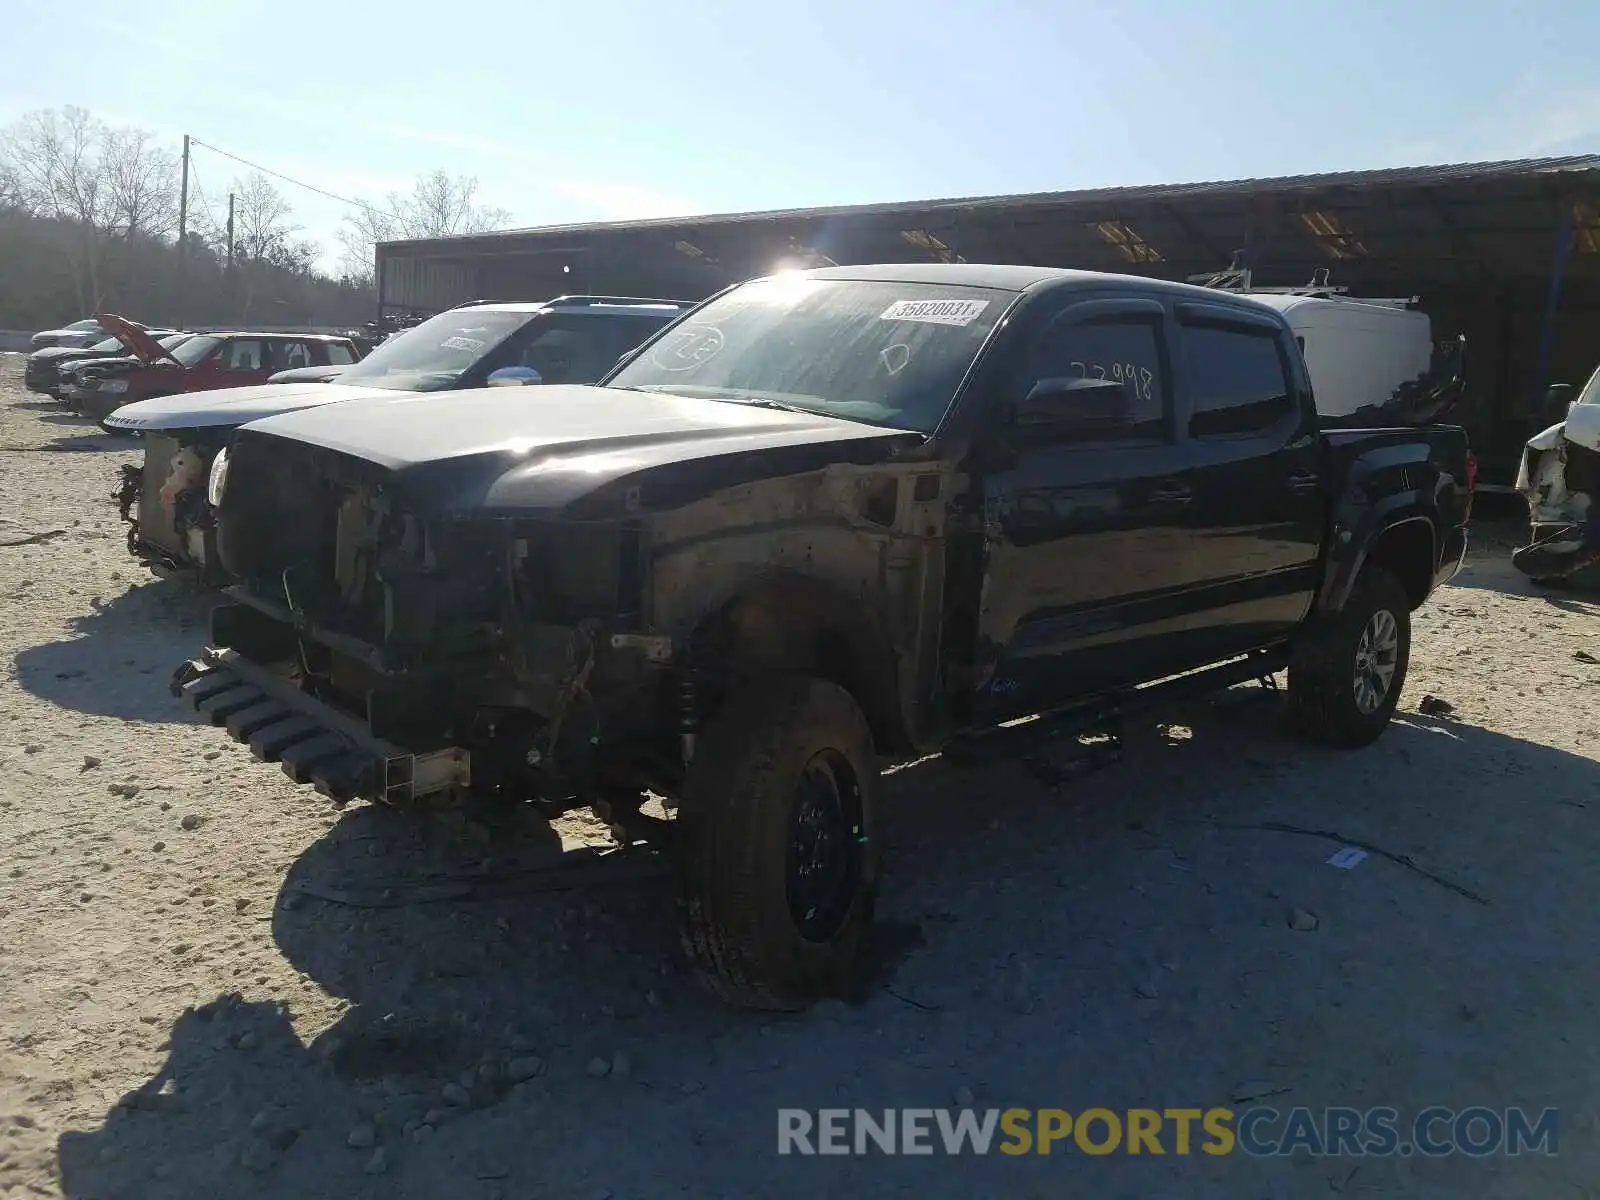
[[1029, 316, 1166, 439], [327, 343, 357, 365], [276, 341, 312, 370], [1183, 324, 1292, 437], [222, 340, 266, 371]]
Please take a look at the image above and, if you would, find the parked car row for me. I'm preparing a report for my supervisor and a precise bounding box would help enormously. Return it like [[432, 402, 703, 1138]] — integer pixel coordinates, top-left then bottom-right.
[[103, 295, 692, 577], [25, 324, 182, 395], [47, 266, 1472, 1011], [24, 317, 374, 405]]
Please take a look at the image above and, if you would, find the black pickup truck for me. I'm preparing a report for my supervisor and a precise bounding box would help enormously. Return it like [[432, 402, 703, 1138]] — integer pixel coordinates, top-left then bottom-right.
[[171, 264, 1471, 1009]]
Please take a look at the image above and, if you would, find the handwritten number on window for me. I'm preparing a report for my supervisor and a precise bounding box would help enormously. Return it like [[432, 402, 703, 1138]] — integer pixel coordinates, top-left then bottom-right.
[[1067, 359, 1153, 401]]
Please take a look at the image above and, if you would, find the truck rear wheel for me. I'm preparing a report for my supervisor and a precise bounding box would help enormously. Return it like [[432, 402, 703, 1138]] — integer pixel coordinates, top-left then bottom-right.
[[678, 676, 879, 1010], [1288, 565, 1411, 748]]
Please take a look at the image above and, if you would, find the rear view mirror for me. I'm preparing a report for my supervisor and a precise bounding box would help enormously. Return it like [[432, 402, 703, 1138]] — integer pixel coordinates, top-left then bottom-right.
[[487, 366, 543, 387], [1016, 376, 1131, 430]]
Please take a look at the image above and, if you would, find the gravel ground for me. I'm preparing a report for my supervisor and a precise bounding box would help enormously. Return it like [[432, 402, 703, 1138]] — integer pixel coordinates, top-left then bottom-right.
[[2, 352, 1599, 1199]]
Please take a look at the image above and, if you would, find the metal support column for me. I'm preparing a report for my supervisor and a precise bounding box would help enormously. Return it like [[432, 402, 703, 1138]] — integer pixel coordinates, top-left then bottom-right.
[[374, 246, 386, 322], [1529, 205, 1575, 418]]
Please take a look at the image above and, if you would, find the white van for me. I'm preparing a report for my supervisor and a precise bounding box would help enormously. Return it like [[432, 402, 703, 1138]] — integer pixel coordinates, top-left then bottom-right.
[[1245, 293, 1462, 427], [1191, 267, 1463, 428]]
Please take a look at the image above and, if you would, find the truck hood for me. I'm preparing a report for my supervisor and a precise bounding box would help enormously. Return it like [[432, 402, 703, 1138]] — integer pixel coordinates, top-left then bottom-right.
[[30, 344, 114, 364], [92, 313, 178, 365], [267, 365, 347, 384], [65, 354, 142, 375], [102, 382, 404, 434], [237, 384, 922, 513]]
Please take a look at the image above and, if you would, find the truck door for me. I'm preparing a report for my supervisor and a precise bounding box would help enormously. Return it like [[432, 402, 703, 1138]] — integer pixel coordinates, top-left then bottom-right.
[[1171, 302, 1323, 662], [973, 296, 1203, 722]]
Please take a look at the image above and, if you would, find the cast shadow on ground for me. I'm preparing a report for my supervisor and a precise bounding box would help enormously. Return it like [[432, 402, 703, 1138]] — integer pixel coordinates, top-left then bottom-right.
[[2, 431, 130, 452], [55, 693, 1600, 1197], [13, 576, 216, 722]]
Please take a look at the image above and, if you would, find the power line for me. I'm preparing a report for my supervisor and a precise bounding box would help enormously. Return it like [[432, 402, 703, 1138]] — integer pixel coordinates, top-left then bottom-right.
[[185, 158, 227, 244], [189, 138, 395, 222]]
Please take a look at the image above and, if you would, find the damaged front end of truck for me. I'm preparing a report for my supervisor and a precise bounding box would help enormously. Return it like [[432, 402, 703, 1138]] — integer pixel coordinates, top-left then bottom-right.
[[1513, 381, 1600, 586], [115, 430, 227, 580], [172, 435, 668, 808], [169, 385, 942, 814]]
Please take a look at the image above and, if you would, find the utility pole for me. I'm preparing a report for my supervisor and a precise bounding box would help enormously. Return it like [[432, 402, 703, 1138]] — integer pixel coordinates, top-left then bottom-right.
[[226, 191, 236, 323], [176, 134, 191, 325]]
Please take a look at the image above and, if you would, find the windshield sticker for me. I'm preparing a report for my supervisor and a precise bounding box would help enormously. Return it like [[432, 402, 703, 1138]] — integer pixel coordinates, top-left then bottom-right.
[[439, 335, 486, 352], [879, 298, 990, 327], [879, 343, 911, 376], [650, 324, 724, 372]]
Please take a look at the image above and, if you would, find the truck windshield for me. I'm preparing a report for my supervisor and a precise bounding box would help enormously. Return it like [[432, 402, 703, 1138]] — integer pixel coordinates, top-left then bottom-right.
[[605, 276, 1013, 432], [335, 309, 530, 391], [171, 335, 222, 366]]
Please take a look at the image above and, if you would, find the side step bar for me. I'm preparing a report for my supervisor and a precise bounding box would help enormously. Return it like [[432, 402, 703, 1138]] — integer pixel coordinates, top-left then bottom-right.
[[170, 648, 469, 805], [942, 647, 1290, 769]]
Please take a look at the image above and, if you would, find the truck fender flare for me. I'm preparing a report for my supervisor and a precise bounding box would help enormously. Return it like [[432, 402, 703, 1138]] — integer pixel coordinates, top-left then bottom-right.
[[1317, 505, 1438, 614]]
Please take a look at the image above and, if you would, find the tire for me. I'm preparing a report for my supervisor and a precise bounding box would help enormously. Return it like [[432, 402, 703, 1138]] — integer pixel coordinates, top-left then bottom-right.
[[1288, 565, 1411, 748], [678, 676, 879, 1010]]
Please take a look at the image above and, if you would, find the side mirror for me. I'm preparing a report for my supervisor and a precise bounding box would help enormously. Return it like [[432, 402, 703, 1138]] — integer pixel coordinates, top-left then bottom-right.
[[486, 366, 543, 387], [1015, 376, 1131, 431]]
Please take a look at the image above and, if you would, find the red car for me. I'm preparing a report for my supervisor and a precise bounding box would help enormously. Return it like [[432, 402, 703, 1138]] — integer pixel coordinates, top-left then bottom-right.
[[75, 314, 361, 420]]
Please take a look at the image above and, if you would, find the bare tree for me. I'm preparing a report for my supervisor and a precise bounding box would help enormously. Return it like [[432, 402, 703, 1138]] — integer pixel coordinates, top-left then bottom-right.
[[0, 107, 181, 310], [102, 126, 179, 240], [190, 172, 321, 320], [0, 162, 24, 214], [337, 170, 511, 285]]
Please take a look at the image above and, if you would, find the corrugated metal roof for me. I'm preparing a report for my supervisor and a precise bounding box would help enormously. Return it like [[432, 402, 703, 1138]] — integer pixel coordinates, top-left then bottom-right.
[[381, 156, 1600, 250]]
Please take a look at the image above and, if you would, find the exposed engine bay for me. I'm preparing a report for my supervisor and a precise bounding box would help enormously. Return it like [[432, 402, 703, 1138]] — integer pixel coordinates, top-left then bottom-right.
[[190, 437, 679, 809], [115, 433, 226, 578]]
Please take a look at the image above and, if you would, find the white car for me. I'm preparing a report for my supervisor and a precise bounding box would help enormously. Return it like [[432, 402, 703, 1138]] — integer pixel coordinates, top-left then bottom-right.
[[30, 318, 110, 350]]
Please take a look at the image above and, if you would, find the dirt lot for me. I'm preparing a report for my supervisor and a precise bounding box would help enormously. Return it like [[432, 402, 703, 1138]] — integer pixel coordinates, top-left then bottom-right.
[[2, 352, 1599, 1199]]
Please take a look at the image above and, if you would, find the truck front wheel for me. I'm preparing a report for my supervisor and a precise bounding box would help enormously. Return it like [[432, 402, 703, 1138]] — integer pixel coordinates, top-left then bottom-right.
[[678, 676, 879, 1010], [1288, 565, 1411, 748]]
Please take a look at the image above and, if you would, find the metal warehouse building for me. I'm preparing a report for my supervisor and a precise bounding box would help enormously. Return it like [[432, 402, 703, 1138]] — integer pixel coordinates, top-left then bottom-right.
[[375, 156, 1600, 480]]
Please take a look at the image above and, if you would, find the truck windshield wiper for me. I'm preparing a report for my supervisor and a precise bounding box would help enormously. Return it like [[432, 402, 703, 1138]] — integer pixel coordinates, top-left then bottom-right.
[[608, 390, 819, 422], [732, 395, 817, 416]]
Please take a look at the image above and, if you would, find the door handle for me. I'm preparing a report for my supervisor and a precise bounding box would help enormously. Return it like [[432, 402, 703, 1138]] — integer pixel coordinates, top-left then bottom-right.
[[1148, 482, 1192, 504], [1287, 471, 1320, 494]]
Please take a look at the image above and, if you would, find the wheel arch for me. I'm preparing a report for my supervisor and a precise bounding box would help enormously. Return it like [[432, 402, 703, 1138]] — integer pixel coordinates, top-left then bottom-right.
[[681, 569, 911, 755], [1319, 510, 1439, 614]]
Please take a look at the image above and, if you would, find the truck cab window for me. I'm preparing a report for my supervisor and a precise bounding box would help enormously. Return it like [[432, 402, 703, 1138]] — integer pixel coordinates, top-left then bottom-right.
[[1028, 315, 1166, 439], [1183, 323, 1292, 437]]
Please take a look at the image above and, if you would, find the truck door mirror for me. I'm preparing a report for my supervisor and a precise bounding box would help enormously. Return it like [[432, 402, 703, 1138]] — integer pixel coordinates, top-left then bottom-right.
[[1015, 376, 1131, 433]]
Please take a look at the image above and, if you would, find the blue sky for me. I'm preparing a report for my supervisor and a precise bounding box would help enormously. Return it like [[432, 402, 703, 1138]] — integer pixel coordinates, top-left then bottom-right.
[[4, 0, 1598, 270]]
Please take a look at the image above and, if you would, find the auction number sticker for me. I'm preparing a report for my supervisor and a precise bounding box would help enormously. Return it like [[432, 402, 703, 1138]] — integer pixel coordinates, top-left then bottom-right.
[[879, 298, 990, 327]]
